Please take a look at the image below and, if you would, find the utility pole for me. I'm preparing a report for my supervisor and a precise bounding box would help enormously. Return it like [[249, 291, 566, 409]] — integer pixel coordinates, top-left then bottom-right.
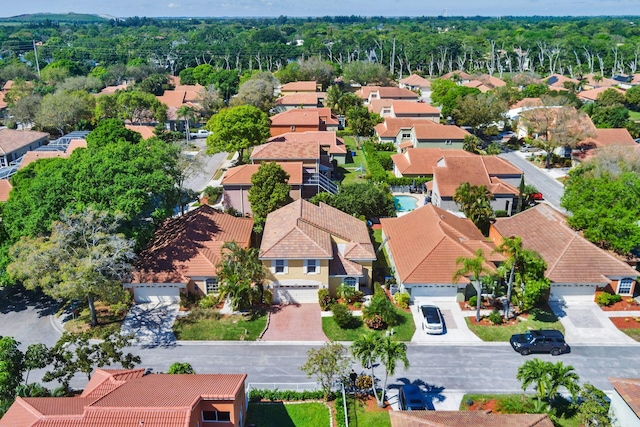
[[32, 40, 41, 79]]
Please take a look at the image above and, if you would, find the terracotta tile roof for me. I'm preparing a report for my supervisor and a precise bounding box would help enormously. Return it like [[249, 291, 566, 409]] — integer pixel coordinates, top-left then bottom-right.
[[433, 155, 521, 197], [399, 141, 413, 149], [463, 80, 492, 93], [80, 409, 189, 427], [369, 100, 440, 116], [399, 74, 431, 87], [21, 397, 87, 416], [478, 74, 507, 88], [81, 369, 146, 401], [270, 108, 338, 126], [157, 90, 186, 108], [132, 205, 253, 283], [579, 86, 625, 102], [65, 139, 88, 154], [375, 118, 418, 138], [18, 151, 68, 170], [583, 73, 619, 88], [222, 162, 304, 186], [253, 131, 346, 160], [173, 83, 204, 93], [578, 128, 636, 148], [2, 80, 14, 91], [509, 98, 544, 109], [281, 81, 318, 92], [260, 199, 375, 262], [125, 125, 156, 140], [493, 204, 638, 283], [610, 377, 640, 418], [546, 74, 580, 88], [0, 397, 41, 426], [392, 148, 472, 176], [0, 92, 7, 110], [358, 86, 419, 101], [0, 179, 12, 202], [275, 92, 325, 106], [390, 410, 554, 427], [441, 71, 473, 81], [268, 131, 346, 154], [0, 129, 49, 155], [413, 123, 471, 140], [96, 83, 129, 96], [632, 74, 640, 84], [329, 244, 364, 276], [381, 204, 501, 285]]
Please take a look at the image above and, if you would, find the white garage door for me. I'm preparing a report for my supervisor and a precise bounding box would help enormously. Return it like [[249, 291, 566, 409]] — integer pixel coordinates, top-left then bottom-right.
[[407, 285, 458, 300], [133, 285, 181, 303], [549, 284, 597, 301], [273, 285, 319, 304]]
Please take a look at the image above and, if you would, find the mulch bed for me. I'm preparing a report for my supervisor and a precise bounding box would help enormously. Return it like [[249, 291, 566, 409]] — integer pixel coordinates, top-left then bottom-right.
[[467, 399, 499, 412], [599, 300, 640, 311], [468, 314, 526, 326], [458, 302, 499, 311], [610, 317, 640, 329]]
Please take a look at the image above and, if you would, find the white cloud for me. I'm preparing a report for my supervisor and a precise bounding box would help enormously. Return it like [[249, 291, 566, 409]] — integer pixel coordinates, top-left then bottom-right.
[[168, 2, 179, 7]]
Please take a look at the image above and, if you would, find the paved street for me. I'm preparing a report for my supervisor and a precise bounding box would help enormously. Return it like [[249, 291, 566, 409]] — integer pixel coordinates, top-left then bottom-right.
[[499, 150, 567, 213], [182, 139, 227, 193]]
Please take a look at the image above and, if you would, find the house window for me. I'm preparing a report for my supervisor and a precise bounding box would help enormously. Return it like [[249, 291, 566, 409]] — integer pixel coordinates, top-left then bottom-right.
[[206, 278, 218, 294], [401, 132, 411, 139], [290, 125, 296, 131], [305, 260, 318, 274], [343, 277, 357, 289], [273, 260, 288, 274], [202, 411, 231, 422], [618, 278, 633, 295]]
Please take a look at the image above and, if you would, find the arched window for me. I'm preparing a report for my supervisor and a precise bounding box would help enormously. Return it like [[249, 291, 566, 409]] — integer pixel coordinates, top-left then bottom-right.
[[343, 277, 357, 289]]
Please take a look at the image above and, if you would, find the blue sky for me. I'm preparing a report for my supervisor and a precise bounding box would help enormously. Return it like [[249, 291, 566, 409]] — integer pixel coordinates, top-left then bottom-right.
[[2, 0, 639, 18]]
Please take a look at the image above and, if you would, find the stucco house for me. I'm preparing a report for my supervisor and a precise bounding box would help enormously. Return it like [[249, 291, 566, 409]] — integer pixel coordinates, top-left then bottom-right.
[[221, 162, 304, 216], [381, 204, 502, 301], [259, 199, 376, 304], [126, 205, 253, 302], [0, 129, 49, 167], [398, 74, 431, 98], [274, 92, 325, 113], [0, 368, 248, 427], [430, 155, 522, 216], [368, 99, 440, 121], [356, 85, 419, 104], [279, 80, 321, 95], [391, 148, 472, 178], [609, 377, 640, 427], [269, 108, 339, 136], [490, 204, 639, 300], [375, 119, 470, 151]]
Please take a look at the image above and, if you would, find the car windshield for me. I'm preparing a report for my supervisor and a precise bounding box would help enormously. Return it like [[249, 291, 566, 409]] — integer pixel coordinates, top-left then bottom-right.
[[525, 332, 533, 341]]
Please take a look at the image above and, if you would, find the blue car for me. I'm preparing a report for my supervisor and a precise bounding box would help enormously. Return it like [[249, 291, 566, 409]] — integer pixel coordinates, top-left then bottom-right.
[[398, 385, 427, 411]]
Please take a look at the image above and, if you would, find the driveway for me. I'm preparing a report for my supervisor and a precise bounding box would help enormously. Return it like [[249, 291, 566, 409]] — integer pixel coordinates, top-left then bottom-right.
[[260, 304, 327, 342], [0, 287, 61, 348], [121, 302, 179, 346], [410, 298, 482, 343], [549, 296, 636, 345]]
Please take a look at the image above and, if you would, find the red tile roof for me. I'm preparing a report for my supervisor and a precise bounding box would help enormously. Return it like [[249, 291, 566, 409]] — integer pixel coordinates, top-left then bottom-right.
[[358, 86, 419, 101], [492, 204, 638, 283], [392, 148, 472, 176], [260, 199, 375, 261], [610, 377, 640, 419], [578, 128, 636, 149], [509, 98, 544, 110], [375, 118, 418, 138], [97, 83, 129, 96], [270, 108, 338, 127], [275, 92, 325, 106], [66, 139, 88, 154], [132, 205, 253, 283], [157, 90, 186, 108], [433, 155, 521, 197], [0, 92, 7, 110], [390, 410, 554, 427], [463, 80, 492, 93], [368, 100, 440, 116], [546, 74, 580, 88], [381, 204, 501, 284], [125, 125, 156, 140], [0, 179, 12, 202], [0, 129, 49, 155], [413, 122, 471, 141], [252, 131, 346, 160], [441, 71, 473, 81], [399, 74, 431, 88], [578, 86, 625, 102], [18, 151, 68, 170], [222, 162, 304, 186], [281, 81, 318, 92]]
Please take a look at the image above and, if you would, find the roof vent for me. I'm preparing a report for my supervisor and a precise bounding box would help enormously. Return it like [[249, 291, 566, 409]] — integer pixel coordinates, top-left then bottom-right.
[[440, 215, 445, 219]]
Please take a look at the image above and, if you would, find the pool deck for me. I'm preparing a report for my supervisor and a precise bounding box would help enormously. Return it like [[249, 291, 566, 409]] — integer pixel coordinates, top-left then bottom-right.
[[393, 192, 427, 216]]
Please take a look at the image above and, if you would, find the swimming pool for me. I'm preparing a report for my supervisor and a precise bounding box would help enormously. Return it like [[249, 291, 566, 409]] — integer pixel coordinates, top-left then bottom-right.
[[393, 195, 418, 212]]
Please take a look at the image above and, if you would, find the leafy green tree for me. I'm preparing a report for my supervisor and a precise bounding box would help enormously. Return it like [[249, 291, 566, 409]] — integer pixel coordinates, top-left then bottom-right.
[[596, 88, 625, 107], [43, 332, 141, 388], [209, 69, 239, 102], [178, 67, 196, 85], [135, 73, 168, 95], [431, 79, 481, 118], [346, 106, 383, 137], [453, 249, 492, 322], [462, 135, 482, 154], [298, 58, 335, 90], [216, 241, 266, 310], [0, 336, 24, 401], [58, 76, 104, 93], [521, 83, 548, 98], [336, 93, 363, 116], [116, 90, 167, 124], [330, 183, 395, 219], [8, 94, 42, 128], [377, 336, 409, 407], [589, 105, 629, 128], [230, 72, 278, 112], [342, 61, 390, 85], [453, 182, 494, 234], [517, 359, 579, 411], [206, 105, 271, 162], [453, 93, 507, 135], [35, 90, 95, 135], [8, 208, 135, 327], [168, 362, 196, 374], [351, 331, 383, 403], [625, 85, 640, 110], [577, 384, 611, 427], [23, 344, 51, 385], [248, 162, 292, 233], [196, 85, 224, 120], [301, 342, 350, 401]]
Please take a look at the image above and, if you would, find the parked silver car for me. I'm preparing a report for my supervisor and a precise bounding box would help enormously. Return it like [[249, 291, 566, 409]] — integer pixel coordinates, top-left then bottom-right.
[[420, 305, 444, 334]]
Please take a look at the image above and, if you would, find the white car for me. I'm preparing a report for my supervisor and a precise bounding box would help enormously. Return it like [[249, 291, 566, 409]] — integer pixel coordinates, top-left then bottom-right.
[[189, 129, 210, 138], [420, 305, 444, 334]]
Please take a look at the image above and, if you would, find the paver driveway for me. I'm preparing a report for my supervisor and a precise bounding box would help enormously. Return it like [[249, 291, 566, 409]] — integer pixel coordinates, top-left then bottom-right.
[[260, 304, 327, 342], [121, 302, 179, 346]]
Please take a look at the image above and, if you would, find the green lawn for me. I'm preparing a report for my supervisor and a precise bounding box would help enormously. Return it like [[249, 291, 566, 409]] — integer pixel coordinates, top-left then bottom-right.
[[464, 308, 564, 342], [620, 328, 640, 341], [173, 309, 267, 340], [629, 110, 640, 121], [346, 395, 391, 427], [460, 394, 580, 427], [372, 228, 391, 272], [246, 402, 329, 427], [322, 308, 415, 341], [63, 302, 128, 339], [339, 135, 369, 185]]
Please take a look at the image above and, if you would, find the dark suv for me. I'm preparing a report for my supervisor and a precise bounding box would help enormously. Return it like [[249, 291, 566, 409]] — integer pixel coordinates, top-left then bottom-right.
[[510, 330, 569, 356]]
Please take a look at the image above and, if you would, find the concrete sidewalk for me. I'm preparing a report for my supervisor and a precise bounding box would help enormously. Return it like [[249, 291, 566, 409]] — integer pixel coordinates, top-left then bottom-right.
[[549, 297, 637, 345]]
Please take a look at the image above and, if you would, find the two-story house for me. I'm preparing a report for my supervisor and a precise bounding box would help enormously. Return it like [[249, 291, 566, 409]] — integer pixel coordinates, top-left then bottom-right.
[[269, 108, 340, 137]]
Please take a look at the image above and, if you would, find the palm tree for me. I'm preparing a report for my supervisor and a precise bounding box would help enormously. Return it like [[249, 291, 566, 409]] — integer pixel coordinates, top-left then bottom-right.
[[493, 236, 523, 319], [453, 249, 492, 322], [516, 358, 550, 407], [546, 361, 580, 410], [351, 331, 383, 404], [217, 241, 266, 310], [452, 182, 494, 235], [517, 359, 580, 411], [377, 335, 409, 407], [177, 105, 197, 141]]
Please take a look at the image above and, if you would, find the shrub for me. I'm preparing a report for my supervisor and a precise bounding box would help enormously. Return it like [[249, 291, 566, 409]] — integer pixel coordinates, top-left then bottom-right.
[[364, 294, 401, 327], [494, 210, 509, 218], [373, 142, 396, 152], [489, 309, 503, 325], [335, 393, 347, 427], [596, 292, 622, 306], [352, 290, 364, 303], [353, 302, 361, 309], [377, 155, 394, 171], [180, 292, 201, 309], [469, 295, 478, 307], [373, 282, 386, 297], [394, 292, 410, 309], [318, 289, 334, 311], [248, 388, 326, 402], [198, 294, 218, 309], [356, 375, 372, 389], [262, 289, 273, 305], [332, 303, 358, 329], [187, 307, 222, 321], [364, 313, 385, 330], [203, 186, 223, 199], [386, 177, 431, 187]]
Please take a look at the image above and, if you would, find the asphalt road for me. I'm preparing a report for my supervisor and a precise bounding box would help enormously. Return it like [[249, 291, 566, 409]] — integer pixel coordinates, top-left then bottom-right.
[[3, 290, 638, 395], [499, 150, 567, 214], [181, 138, 227, 193]]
